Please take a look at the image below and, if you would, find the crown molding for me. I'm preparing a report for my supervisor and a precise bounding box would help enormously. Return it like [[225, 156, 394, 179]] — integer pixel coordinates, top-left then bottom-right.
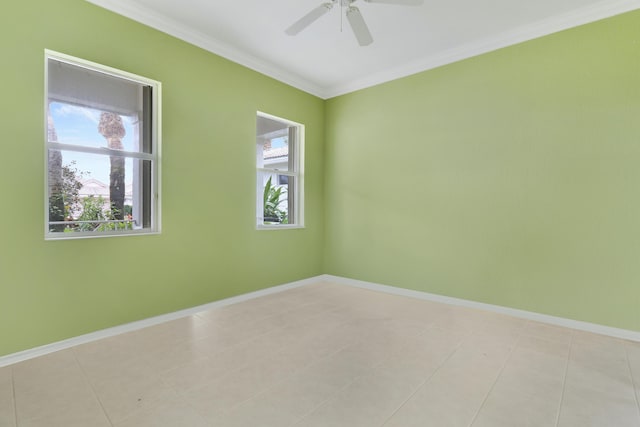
[[84, 0, 328, 98], [86, 0, 639, 100], [325, 0, 640, 98]]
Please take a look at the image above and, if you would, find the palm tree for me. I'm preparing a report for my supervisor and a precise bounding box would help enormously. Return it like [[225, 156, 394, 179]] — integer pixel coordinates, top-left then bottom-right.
[[98, 112, 126, 220]]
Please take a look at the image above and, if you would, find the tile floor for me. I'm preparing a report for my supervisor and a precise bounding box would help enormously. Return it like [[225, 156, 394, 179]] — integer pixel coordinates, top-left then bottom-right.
[[1, 281, 640, 426]]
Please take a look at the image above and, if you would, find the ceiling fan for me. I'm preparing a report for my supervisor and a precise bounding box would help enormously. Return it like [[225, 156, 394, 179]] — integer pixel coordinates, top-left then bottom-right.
[[285, 0, 424, 46]]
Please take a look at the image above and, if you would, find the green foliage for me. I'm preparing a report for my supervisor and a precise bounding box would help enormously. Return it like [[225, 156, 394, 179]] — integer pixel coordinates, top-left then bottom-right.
[[263, 176, 287, 224], [50, 163, 132, 233], [68, 196, 132, 232], [49, 161, 86, 225], [76, 196, 107, 231]]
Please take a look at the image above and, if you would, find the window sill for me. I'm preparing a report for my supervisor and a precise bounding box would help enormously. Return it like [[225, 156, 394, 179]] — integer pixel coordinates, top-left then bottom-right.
[[45, 230, 160, 241], [256, 224, 305, 231]]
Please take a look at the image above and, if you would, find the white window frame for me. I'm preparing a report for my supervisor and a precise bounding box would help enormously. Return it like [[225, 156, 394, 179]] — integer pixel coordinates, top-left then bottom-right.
[[256, 111, 304, 230], [44, 50, 161, 240]]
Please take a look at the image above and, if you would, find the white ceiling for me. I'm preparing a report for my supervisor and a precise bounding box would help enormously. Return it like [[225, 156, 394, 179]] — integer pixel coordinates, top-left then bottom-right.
[[87, 0, 639, 99]]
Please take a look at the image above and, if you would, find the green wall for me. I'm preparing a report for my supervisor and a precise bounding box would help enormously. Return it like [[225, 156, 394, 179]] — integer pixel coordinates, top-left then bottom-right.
[[0, 0, 325, 357], [324, 11, 640, 331], [1, 0, 639, 358]]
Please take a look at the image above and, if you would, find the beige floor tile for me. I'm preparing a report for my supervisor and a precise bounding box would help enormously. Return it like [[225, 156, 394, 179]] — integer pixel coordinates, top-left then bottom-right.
[[327, 338, 406, 371], [159, 351, 245, 393], [472, 348, 567, 427], [0, 367, 16, 427], [384, 337, 512, 427], [566, 333, 635, 399], [15, 361, 108, 427], [496, 361, 566, 400], [216, 366, 348, 427], [14, 379, 100, 423], [92, 371, 180, 423], [558, 381, 640, 427], [522, 321, 574, 344], [190, 311, 291, 355], [14, 354, 98, 424], [131, 344, 209, 376], [565, 361, 635, 398], [186, 352, 299, 420], [12, 349, 80, 395], [430, 305, 495, 335], [18, 404, 111, 427], [375, 326, 466, 388], [471, 386, 561, 427], [498, 346, 568, 394], [516, 334, 572, 358], [6, 282, 640, 427], [625, 341, 640, 402], [203, 345, 374, 425], [472, 322, 525, 345], [134, 315, 215, 345], [384, 376, 490, 427], [571, 331, 629, 367], [295, 369, 417, 427], [74, 331, 144, 365], [74, 334, 158, 384], [161, 326, 303, 392], [113, 396, 209, 427], [293, 348, 376, 391]]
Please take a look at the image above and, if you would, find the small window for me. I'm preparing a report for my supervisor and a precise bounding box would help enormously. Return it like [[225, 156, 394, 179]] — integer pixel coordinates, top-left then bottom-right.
[[256, 112, 304, 228], [45, 51, 161, 239]]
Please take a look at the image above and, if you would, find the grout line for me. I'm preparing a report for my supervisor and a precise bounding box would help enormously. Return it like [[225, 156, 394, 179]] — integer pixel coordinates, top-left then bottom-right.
[[623, 342, 640, 422], [290, 375, 358, 426], [466, 329, 524, 426], [554, 330, 574, 427], [165, 289, 363, 419], [291, 308, 443, 425], [380, 329, 472, 426], [71, 348, 116, 427], [230, 315, 367, 419], [11, 368, 18, 427]]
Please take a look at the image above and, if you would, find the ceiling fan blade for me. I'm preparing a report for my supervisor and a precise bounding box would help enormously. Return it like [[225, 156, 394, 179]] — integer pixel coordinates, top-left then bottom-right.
[[346, 7, 373, 46], [364, 0, 424, 5], [285, 3, 334, 36]]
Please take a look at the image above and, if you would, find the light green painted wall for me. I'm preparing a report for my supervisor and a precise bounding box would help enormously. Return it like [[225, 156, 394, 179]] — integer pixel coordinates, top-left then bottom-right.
[[1, 1, 639, 358], [0, 0, 325, 356], [325, 11, 640, 331]]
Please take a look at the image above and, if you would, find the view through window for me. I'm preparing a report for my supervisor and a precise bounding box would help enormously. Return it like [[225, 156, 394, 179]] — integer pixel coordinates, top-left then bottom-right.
[[256, 113, 304, 228], [45, 51, 160, 239]]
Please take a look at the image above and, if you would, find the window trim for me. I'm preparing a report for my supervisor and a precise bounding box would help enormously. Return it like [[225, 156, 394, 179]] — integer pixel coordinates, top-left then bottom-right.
[[44, 50, 162, 240], [256, 111, 305, 230]]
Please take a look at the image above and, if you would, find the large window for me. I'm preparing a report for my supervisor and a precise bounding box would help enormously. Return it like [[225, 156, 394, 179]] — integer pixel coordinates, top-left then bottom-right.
[[256, 112, 304, 228], [45, 51, 161, 239]]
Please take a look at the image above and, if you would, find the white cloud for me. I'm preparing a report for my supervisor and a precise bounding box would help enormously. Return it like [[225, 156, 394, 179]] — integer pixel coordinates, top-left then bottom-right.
[[53, 104, 101, 124]]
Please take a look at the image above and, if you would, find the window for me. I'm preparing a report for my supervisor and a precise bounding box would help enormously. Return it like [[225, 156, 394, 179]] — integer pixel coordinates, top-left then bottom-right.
[[45, 51, 161, 239], [256, 112, 304, 228]]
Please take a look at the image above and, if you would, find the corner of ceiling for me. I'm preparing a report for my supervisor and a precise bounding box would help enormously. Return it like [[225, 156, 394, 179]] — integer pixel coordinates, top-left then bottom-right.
[[324, 0, 640, 98], [84, 0, 330, 98], [86, 0, 640, 100]]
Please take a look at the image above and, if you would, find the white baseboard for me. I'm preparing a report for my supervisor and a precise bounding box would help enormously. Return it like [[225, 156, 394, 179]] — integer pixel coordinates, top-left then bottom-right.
[[0, 275, 323, 368], [3, 273, 638, 367], [321, 274, 640, 343]]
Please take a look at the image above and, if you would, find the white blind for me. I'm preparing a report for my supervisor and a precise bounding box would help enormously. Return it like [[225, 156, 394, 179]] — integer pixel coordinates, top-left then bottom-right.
[[47, 58, 144, 115]]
